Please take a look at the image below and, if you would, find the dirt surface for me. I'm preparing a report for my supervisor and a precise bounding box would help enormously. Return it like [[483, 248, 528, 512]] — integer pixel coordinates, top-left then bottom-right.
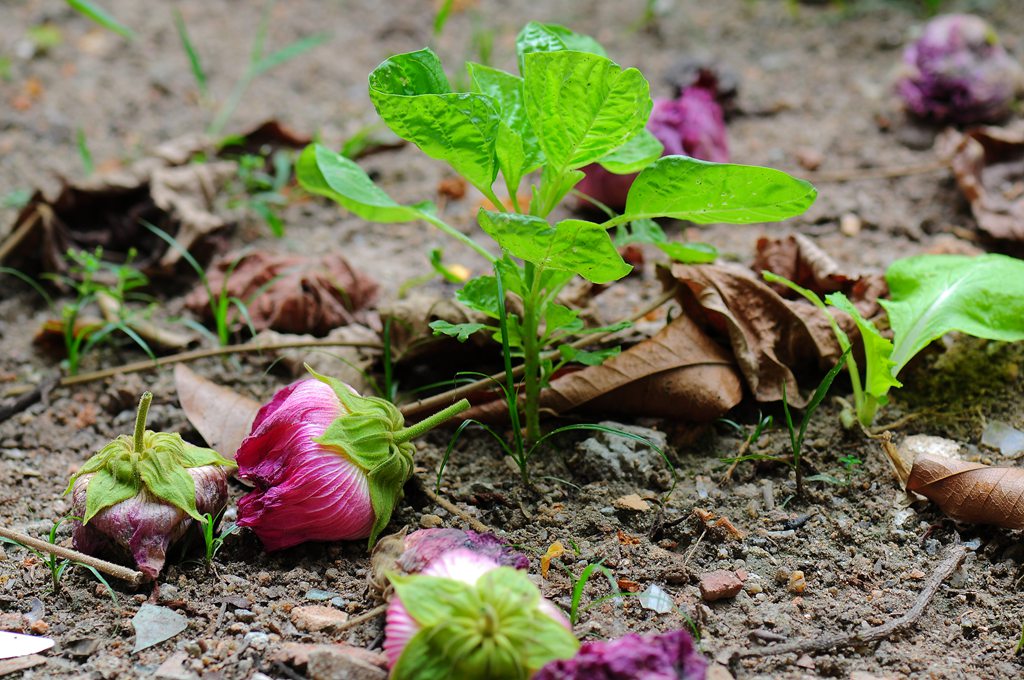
[[2, 1, 1024, 678]]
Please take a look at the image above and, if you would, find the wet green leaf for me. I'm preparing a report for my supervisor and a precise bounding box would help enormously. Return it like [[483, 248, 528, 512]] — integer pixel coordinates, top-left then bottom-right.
[[598, 129, 663, 174]]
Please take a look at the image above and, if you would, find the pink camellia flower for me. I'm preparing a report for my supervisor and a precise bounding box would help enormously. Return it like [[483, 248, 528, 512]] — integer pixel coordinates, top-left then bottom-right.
[[534, 628, 708, 680], [576, 85, 730, 211], [383, 549, 577, 678], [236, 367, 469, 551]]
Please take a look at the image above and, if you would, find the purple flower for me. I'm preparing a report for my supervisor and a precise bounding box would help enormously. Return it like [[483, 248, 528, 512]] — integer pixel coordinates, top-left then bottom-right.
[[534, 629, 707, 680], [896, 14, 1022, 124]]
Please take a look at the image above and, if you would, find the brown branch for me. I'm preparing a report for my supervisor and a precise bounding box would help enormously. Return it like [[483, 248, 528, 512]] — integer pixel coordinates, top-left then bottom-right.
[[329, 603, 388, 634], [59, 338, 383, 387], [0, 207, 43, 265], [0, 525, 146, 586], [415, 477, 490, 534], [399, 286, 678, 420], [735, 544, 967, 659]]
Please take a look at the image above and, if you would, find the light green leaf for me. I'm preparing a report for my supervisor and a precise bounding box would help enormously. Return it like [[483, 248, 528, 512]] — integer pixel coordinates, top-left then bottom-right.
[[83, 466, 139, 523], [390, 573, 480, 627], [614, 217, 666, 247], [656, 241, 718, 264], [826, 293, 900, 401], [624, 156, 817, 224], [478, 210, 631, 284], [138, 447, 202, 521], [881, 254, 1024, 374], [456, 275, 501, 318], [515, 22, 606, 73], [176, 442, 236, 470], [430, 320, 490, 341], [297, 144, 431, 223], [369, 49, 500, 190], [390, 629, 455, 680], [66, 0, 134, 39], [598, 129, 663, 174], [524, 50, 651, 171], [559, 344, 620, 366], [544, 303, 582, 336], [252, 33, 329, 76]]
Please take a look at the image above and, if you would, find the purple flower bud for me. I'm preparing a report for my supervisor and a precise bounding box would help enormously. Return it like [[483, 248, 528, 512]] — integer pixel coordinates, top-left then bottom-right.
[[896, 14, 1023, 124], [534, 628, 708, 680], [66, 392, 234, 580]]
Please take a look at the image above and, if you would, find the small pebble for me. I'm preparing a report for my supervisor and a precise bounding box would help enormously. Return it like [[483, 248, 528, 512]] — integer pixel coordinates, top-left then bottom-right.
[[788, 570, 807, 594], [699, 570, 744, 602], [419, 513, 443, 528], [234, 609, 256, 623]]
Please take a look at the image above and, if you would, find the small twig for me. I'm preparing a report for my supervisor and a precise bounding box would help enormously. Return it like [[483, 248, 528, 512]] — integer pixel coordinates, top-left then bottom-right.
[[0, 207, 44, 265], [400, 286, 678, 419], [330, 603, 388, 635], [0, 375, 58, 426], [59, 338, 383, 387], [0, 525, 145, 586], [680, 529, 707, 570], [794, 160, 948, 184], [414, 477, 490, 534], [735, 544, 967, 659]]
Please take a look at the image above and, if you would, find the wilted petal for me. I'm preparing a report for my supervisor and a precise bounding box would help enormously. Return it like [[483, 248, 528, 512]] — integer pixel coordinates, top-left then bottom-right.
[[534, 629, 707, 680]]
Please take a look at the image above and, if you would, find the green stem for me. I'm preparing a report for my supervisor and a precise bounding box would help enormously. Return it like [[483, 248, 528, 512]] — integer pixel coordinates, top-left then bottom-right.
[[420, 212, 497, 264], [393, 398, 471, 444], [133, 391, 153, 452], [520, 266, 543, 445]]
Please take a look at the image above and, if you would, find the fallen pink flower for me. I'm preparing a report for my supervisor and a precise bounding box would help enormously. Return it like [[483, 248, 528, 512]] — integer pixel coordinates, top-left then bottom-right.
[[534, 628, 707, 680]]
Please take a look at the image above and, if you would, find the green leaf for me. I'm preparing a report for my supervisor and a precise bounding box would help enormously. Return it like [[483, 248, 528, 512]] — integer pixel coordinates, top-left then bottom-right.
[[369, 49, 500, 191], [524, 50, 651, 171], [390, 629, 455, 680], [478, 210, 631, 284], [656, 241, 718, 264], [83, 466, 139, 523], [598, 129, 663, 174], [390, 573, 481, 626], [251, 33, 330, 76], [429, 249, 465, 283], [544, 303, 582, 336], [456, 275, 501, 318], [430, 320, 489, 341], [881, 254, 1024, 375], [297, 144, 431, 223], [176, 442, 236, 470], [826, 293, 900, 402], [559, 344, 620, 366], [138, 446, 202, 521], [614, 218, 666, 247], [624, 156, 817, 224], [515, 22, 606, 72], [66, 0, 134, 39]]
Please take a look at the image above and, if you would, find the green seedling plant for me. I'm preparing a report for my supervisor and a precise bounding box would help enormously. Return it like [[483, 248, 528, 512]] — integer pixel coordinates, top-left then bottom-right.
[[298, 21, 816, 446], [41, 247, 154, 375], [0, 516, 118, 604], [66, 0, 135, 39], [200, 509, 238, 566], [765, 253, 1024, 427], [227, 151, 293, 237]]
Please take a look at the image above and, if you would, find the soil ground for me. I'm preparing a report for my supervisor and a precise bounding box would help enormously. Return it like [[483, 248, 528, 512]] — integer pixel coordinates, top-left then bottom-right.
[[1, 1, 1024, 678]]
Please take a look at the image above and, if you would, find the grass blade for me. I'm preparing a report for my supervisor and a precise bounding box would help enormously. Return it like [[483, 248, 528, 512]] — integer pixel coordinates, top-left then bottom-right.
[[66, 0, 135, 39], [76, 128, 94, 176], [251, 33, 329, 76], [173, 9, 207, 97]]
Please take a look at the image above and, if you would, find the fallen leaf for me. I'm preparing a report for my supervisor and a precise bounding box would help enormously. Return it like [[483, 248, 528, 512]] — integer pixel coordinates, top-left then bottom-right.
[[184, 251, 378, 336], [0, 654, 47, 675], [617, 578, 641, 593], [613, 494, 651, 512], [464, 313, 742, 422], [174, 365, 261, 459], [616, 530, 641, 545], [941, 123, 1024, 244], [905, 453, 1024, 529], [131, 603, 188, 653], [0, 632, 53, 660], [667, 262, 847, 406], [540, 541, 565, 579]]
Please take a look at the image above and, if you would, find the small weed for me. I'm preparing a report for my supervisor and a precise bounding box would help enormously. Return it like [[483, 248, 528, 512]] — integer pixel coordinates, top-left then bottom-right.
[[1, 189, 32, 209], [200, 509, 238, 566], [227, 151, 292, 237], [76, 128, 94, 177], [66, 0, 135, 40]]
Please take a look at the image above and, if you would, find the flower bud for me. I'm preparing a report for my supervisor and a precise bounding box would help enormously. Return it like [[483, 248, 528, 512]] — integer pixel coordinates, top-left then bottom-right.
[[383, 549, 577, 678], [534, 628, 707, 680], [236, 366, 469, 550], [896, 14, 1023, 125], [66, 392, 235, 580]]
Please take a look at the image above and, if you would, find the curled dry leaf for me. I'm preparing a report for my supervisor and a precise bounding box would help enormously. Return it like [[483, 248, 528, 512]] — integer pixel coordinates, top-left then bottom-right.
[[666, 262, 846, 406], [174, 364, 261, 460], [753, 234, 887, 317], [464, 313, 742, 422], [185, 251, 378, 336], [940, 122, 1024, 244]]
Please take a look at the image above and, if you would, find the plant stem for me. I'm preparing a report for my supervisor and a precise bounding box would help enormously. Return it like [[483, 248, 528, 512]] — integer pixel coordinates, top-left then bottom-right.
[[520, 271, 543, 445], [393, 398, 471, 444], [420, 212, 496, 264], [134, 391, 153, 452], [0, 526, 145, 585]]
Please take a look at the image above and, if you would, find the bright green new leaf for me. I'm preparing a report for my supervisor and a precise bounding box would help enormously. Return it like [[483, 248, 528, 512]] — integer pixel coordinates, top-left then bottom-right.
[[524, 51, 651, 171], [598, 129, 664, 174], [826, 293, 900, 403], [544, 303, 583, 336], [457, 275, 501, 318], [559, 344, 620, 366], [369, 49, 501, 191], [429, 320, 490, 341], [881, 254, 1024, 374], [297, 144, 431, 223], [66, 0, 134, 39], [624, 156, 817, 224], [515, 21, 606, 72], [656, 241, 718, 264], [478, 210, 631, 284]]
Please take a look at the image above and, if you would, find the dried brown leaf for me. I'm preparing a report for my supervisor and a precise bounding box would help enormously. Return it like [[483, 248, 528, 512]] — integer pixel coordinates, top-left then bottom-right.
[[906, 452, 1024, 529], [174, 364, 260, 459], [941, 122, 1024, 244], [185, 251, 378, 336], [667, 262, 845, 407]]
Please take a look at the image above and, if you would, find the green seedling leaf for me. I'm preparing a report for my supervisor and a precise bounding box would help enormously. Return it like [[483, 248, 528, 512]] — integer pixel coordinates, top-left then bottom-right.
[[173, 9, 207, 96], [825, 292, 900, 406], [656, 241, 718, 264], [66, 0, 134, 39], [369, 49, 500, 191], [598, 129, 664, 174], [429, 320, 489, 341], [433, 0, 455, 37], [881, 254, 1024, 374], [545, 303, 583, 336], [297, 144, 432, 223], [624, 156, 817, 224], [524, 50, 651, 171], [515, 21, 606, 72], [559, 344, 621, 366], [456, 275, 501, 318], [478, 210, 631, 284], [252, 33, 329, 75]]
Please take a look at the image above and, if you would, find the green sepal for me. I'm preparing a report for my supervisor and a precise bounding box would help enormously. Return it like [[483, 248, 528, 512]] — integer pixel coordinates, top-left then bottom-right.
[[308, 367, 414, 547], [83, 465, 139, 523], [138, 439, 202, 521]]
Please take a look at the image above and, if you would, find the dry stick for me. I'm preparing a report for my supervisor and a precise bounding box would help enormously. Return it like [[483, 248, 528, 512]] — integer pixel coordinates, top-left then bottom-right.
[[794, 159, 949, 184], [59, 339, 384, 387], [0, 525, 145, 586], [329, 604, 388, 634], [735, 544, 967, 659], [399, 286, 679, 420], [0, 208, 43, 265], [414, 477, 490, 534]]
